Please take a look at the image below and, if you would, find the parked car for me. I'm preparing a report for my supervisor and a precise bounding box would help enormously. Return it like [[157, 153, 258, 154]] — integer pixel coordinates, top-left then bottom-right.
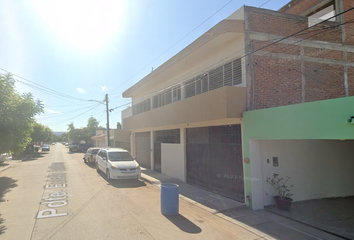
[[41, 144, 50, 151], [69, 144, 78, 152], [96, 148, 141, 180], [83, 148, 100, 164], [0, 153, 12, 163], [77, 143, 91, 153]]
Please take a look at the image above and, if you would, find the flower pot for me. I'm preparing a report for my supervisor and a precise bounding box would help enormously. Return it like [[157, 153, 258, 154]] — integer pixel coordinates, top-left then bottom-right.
[[274, 196, 293, 211]]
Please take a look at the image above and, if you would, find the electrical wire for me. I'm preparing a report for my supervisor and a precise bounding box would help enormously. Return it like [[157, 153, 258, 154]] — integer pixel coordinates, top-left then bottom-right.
[[108, 0, 237, 98], [0, 67, 93, 102]]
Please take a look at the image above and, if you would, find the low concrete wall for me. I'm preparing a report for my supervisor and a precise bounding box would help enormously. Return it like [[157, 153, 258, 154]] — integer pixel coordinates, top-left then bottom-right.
[[161, 143, 185, 182]]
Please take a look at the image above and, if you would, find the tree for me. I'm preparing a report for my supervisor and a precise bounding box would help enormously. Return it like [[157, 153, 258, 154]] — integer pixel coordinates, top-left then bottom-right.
[[117, 122, 122, 129], [67, 122, 81, 143], [67, 117, 99, 144], [31, 122, 53, 143], [0, 74, 44, 154], [87, 116, 99, 138]]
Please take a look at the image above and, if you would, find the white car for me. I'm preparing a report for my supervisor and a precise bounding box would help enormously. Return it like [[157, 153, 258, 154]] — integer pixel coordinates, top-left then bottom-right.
[[96, 148, 141, 180], [1, 153, 12, 163], [83, 148, 100, 164]]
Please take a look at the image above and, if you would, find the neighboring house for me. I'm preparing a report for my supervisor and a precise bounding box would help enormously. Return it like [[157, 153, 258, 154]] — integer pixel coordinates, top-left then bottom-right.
[[122, 0, 354, 208], [91, 129, 107, 148], [91, 129, 131, 151]]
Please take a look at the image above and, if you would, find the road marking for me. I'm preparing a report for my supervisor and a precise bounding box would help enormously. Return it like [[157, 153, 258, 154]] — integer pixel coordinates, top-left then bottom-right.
[[36, 165, 69, 219]]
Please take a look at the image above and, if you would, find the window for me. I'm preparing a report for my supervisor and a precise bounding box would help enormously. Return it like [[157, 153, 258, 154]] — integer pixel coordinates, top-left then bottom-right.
[[108, 152, 134, 161], [184, 78, 196, 98], [172, 85, 181, 102], [131, 58, 242, 115], [308, 1, 336, 27]]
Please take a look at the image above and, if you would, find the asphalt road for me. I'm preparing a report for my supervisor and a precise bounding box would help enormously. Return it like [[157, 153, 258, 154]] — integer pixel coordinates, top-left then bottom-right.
[[0, 144, 270, 240]]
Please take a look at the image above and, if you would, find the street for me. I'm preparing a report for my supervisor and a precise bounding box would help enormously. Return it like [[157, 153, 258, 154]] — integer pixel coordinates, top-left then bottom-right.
[[0, 144, 270, 240]]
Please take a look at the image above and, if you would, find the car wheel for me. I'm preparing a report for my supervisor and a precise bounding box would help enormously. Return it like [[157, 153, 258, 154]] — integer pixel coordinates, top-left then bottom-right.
[[84, 158, 87, 163], [106, 169, 110, 181]]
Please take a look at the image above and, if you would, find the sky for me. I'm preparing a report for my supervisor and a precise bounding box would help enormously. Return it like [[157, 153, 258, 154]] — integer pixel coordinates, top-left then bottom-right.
[[0, 0, 289, 132]]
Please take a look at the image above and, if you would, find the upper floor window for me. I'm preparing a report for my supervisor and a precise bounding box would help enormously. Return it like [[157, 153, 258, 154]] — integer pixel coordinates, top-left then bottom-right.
[[132, 57, 242, 115], [308, 1, 336, 27]]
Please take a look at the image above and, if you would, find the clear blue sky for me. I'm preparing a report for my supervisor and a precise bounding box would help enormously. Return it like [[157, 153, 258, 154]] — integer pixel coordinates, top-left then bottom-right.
[[0, 0, 288, 132]]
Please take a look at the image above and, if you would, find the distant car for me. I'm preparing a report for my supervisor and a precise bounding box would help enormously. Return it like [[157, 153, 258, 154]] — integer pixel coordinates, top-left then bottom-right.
[[69, 144, 78, 152], [52, 142, 56, 145], [96, 148, 141, 180], [65, 142, 69, 146], [83, 148, 100, 164], [42, 145, 50, 151], [34, 145, 41, 152], [0, 153, 12, 163], [77, 143, 91, 153]]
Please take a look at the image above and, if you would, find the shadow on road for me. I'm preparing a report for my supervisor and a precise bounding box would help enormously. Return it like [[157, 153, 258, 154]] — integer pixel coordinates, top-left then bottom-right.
[[97, 171, 147, 188], [67, 151, 85, 155], [164, 214, 202, 234], [0, 214, 6, 235], [22, 152, 48, 161], [0, 177, 18, 202], [0, 162, 9, 167]]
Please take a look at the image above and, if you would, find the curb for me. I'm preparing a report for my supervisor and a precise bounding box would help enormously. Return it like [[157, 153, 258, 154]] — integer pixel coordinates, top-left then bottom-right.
[[0, 157, 25, 173], [139, 174, 271, 239]]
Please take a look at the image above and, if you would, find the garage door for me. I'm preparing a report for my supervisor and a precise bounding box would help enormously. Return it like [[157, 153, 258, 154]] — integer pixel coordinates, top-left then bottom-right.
[[135, 132, 151, 168], [187, 125, 244, 202]]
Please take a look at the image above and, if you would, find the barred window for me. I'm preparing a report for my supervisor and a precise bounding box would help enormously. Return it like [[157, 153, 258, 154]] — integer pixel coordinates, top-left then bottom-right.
[[132, 58, 242, 116], [165, 88, 172, 105], [209, 66, 223, 91], [172, 85, 181, 102], [184, 78, 196, 99], [232, 59, 242, 85]]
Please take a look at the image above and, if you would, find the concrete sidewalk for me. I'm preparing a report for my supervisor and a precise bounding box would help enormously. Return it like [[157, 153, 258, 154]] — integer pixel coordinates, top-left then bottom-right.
[[140, 168, 344, 240], [0, 158, 24, 173]]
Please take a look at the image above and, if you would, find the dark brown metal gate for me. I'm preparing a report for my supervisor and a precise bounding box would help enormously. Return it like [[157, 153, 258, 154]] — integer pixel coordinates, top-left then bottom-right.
[[186, 125, 244, 202], [135, 132, 151, 168]]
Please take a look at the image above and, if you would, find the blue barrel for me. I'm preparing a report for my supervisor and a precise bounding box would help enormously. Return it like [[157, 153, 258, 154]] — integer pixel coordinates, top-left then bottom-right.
[[161, 183, 179, 216]]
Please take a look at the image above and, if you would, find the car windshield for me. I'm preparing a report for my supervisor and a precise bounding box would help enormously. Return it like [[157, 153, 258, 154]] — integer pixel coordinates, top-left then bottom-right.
[[92, 149, 99, 154], [108, 152, 134, 161], [43, 145, 49, 147]]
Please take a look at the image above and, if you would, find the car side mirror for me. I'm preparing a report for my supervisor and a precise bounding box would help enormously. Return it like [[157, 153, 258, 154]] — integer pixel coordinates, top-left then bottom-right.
[[102, 157, 107, 161]]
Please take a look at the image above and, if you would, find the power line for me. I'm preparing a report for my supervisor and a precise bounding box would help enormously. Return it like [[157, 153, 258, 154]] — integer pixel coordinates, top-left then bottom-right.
[[113, 6, 354, 105], [48, 103, 102, 127], [108, 0, 236, 97], [0, 67, 95, 103]]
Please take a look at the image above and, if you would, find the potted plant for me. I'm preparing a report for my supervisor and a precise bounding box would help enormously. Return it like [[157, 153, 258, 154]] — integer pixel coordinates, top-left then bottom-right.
[[266, 173, 294, 211]]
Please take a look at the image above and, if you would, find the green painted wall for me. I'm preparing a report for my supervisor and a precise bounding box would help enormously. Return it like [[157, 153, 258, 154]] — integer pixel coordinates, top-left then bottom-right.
[[242, 96, 354, 207]]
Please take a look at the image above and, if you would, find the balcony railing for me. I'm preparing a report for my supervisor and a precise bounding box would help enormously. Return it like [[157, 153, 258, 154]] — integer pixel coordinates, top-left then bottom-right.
[[132, 58, 242, 116]]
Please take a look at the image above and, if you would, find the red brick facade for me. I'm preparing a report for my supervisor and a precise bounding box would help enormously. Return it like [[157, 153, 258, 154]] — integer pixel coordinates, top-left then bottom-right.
[[245, 0, 354, 110]]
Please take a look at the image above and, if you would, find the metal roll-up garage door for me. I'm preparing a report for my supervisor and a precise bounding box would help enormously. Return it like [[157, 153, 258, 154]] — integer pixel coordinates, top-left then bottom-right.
[[135, 132, 151, 169], [186, 125, 244, 202]]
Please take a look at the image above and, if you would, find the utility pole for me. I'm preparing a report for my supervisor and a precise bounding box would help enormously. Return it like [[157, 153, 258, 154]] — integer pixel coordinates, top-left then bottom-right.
[[105, 94, 110, 147]]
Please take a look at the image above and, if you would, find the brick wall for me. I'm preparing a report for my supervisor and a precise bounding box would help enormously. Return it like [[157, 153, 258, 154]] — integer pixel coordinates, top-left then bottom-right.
[[245, 5, 354, 110], [343, 1, 354, 45], [348, 67, 354, 96]]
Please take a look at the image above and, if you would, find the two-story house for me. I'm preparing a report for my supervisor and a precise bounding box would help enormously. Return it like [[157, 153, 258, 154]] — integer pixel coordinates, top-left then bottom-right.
[[122, 0, 354, 210]]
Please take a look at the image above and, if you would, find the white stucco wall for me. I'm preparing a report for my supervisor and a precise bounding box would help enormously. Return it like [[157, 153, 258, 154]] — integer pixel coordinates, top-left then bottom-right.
[[254, 140, 354, 206], [161, 143, 185, 182]]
